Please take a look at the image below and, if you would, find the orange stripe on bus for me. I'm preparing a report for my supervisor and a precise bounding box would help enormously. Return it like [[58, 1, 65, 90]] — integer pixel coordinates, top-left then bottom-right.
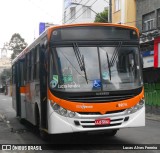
[[47, 23, 139, 42], [20, 87, 26, 94], [48, 89, 144, 114]]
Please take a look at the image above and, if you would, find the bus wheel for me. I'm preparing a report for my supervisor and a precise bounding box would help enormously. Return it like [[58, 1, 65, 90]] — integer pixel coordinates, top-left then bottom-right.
[[19, 118, 26, 124], [36, 105, 50, 141], [105, 129, 118, 136], [39, 129, 50, 141]]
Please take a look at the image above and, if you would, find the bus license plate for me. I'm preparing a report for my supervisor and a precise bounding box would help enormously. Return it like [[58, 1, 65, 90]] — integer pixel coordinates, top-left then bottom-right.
[[95, 118, 110, 125]]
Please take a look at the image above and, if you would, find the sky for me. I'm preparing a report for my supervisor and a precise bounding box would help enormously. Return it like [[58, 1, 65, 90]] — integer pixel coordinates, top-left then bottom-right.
[[0, 0, 63, 49]]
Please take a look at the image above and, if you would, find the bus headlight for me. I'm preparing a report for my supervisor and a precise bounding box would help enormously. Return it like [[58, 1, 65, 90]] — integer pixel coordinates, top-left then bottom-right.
[[60, 108, 67, 116], [68, 111, 75, 118], [126, 99, 145, 114], [52, 103, 60, 111], [50, 101, 75, 118]]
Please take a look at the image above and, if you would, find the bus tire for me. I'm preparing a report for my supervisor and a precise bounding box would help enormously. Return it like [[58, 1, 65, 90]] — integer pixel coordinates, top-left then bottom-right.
[[19, 118, 26, 124], [36, 109, 50, 141], [39, 129, 50, 141]]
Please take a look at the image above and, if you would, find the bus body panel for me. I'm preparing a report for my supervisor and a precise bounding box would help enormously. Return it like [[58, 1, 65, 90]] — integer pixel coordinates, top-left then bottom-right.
[[48, 89, 144, 114], [11, 23, 145, 136], [25, 82, 40, 125], [20, 94, 26, 119], [47, 99, 145, 134], [25, 102, 37, 125]]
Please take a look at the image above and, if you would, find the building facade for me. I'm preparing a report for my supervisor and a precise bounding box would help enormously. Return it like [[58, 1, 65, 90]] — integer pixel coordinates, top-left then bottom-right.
[[63, 0, 108, 24], [136, 0, 160, 109], [112, 0, 136, 27], [0, 48, 11, 74], [136, 0, 160, 69]]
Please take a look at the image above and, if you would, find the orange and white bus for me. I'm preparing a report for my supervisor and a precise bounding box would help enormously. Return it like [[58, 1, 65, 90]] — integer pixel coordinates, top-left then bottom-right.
[[12, 23, 145, 139]]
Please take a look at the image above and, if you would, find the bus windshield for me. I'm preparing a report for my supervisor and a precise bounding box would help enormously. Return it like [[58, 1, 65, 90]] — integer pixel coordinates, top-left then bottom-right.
[[49, 45, 142, 92]]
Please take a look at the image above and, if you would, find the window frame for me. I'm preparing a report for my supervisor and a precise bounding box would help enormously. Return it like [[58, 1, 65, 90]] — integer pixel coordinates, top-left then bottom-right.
[[70, 7, 76, 19], [82, 6, 91, 18], [142, 11, 155, 31], [157, 9, 160, 28], [143, 19, 155, 31], [115, 0, 121, 12]]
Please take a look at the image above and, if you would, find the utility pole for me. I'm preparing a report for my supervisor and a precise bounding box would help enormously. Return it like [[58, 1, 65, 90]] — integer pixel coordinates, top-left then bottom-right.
[[108, 0, 112, 23]]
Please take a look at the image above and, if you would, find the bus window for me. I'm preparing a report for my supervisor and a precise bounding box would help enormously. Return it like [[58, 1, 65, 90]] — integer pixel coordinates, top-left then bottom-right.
[[26, 54, 29, 82], [99, 46, 141, 91], [31, 49, 34, 81], [36, 46, 39, 80], [20, 60, 25, 86], [29, 52, 32, 81], [50, 47, 100, 92], [12, 65, 16, 84]]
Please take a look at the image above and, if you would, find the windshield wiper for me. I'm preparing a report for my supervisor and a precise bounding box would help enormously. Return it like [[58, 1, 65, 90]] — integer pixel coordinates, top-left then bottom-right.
[[106, 52, 111, 80], [110, 41, 122, 67], [73, 43, 88, 83]]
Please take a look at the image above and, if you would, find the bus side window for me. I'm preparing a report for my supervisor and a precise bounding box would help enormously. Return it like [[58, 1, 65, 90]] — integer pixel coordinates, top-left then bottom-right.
[[26, 53, 31, 82], [31, 49, 34, 81], [20, 60, 25, 86], [12, 65, 16, 84], [29, 52, 32, 81], [26, 54, 29, 82], [33, 47, 36, 80], [33, 45, 39, 81]]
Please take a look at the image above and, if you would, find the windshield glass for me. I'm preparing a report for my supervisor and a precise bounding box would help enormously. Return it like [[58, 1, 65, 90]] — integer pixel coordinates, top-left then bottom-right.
[[49, 46, 142, 92]]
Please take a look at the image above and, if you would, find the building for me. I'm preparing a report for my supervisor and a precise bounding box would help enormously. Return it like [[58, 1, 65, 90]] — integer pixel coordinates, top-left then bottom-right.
[[111, 0, 160, 78], [63, 0, 108, 24], [112, 0, 136, 26], [136, 0, 160, 69], [0, 47, 11, 89], [0, 48, 11, 74], [136, 0, 160, 110]]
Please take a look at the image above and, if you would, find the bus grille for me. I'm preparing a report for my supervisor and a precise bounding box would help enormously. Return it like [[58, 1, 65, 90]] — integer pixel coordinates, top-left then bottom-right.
[[77, 109, 126, 115], [78, 118, 124, 128], [67, 94, 134, 103], [82, 123, 122, 128]]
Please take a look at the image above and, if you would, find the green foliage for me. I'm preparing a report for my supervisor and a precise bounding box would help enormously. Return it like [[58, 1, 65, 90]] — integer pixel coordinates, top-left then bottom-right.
[[9, 33, 28, 60], [0, 68, 11, 85], [94, 9, 108, 23]]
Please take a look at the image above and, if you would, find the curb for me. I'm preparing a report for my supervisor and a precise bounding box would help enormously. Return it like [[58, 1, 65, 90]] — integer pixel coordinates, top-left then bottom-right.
[[146, 113, 160, 122]]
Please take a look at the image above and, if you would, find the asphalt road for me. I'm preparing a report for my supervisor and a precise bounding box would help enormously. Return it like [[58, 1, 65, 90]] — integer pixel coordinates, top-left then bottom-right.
[[0, 94, 160, 153]]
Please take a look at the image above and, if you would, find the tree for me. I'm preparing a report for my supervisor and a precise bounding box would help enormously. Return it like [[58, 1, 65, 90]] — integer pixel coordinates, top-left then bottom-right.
[[9, 33, 28, 60], [0, 68, 11, 85], [94, 9, 108, 23]]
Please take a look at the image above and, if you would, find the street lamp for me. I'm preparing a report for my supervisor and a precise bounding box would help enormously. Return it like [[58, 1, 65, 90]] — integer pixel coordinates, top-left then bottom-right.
[[71, 2, 108, 22]]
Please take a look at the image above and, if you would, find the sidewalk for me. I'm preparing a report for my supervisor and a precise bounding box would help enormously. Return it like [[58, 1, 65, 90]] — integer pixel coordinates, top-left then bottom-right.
[[146, 113, 160, 122]]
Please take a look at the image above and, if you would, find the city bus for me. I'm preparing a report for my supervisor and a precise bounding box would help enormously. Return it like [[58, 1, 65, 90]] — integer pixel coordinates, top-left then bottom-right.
[[12, 23, 145, 139]]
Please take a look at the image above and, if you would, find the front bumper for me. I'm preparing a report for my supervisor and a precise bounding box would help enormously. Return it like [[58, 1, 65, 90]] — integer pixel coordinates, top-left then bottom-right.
[[47, 101, 145, 134]]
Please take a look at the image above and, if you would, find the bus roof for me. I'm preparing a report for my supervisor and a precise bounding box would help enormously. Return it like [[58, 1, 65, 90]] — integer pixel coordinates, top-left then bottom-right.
[[12, 23, 139, 65]]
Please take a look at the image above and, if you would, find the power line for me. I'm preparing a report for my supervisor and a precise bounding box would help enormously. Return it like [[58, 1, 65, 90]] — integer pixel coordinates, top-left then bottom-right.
[[64, 0, 91, 24], [61, 0, 84, 23], [70, 0, 99, 24]]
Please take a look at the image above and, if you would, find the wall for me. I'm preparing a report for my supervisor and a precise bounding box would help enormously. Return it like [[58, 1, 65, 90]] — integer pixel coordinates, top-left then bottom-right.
[[125, 0, 136, 27], [112, 0, 136, 27], [112, 0, 121, 23], [63, 0, 108, 24], [136, 0, 160, 32]]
